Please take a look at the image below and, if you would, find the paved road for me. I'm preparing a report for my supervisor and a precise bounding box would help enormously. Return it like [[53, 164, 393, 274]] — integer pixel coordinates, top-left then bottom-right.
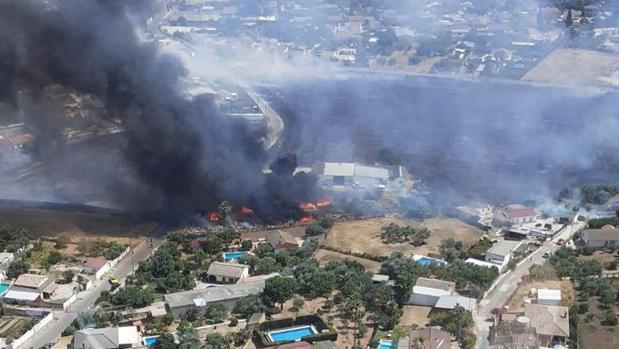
[[474, 220, 585, 349], [19, 239, 161, 349]]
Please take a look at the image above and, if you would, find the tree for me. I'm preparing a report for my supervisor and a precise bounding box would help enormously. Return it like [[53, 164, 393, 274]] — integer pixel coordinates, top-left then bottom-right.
[[233, 329, 251, 346], [111, 287, 155, 308], [240, 240, 253, 251], [255, 257, 280, 275], [429, 305, 473, 341], [203, 333, 233, 349], [305, 224, 326, 236], [105, 244, 125, 260], [177, 321, 201, 349], [234, 295, 264, 318], [61, 270, 75, 284], [600, 288, 615, 307], [155, 333, 176, 349], [365, 283, 402, 330], [46, 250, 63, 266], [204, 238, 223, 255], [292, 297, 304, 313], [264, 276, 296, 310], [603, 309, 617, 326], [6, 260, 30, 279], [218, 201, 232, 226], [55, 234, 70, 249], [206, 303, 227, 323], [439, 238, 466, 262]]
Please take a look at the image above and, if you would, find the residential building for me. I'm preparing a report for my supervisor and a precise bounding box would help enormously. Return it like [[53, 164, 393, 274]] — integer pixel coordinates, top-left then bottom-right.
[[164, 279, 265, 318], [524, 303, 569, 346], [83, 257, 112, 280], [71, 326, 140, 349], [536, 288, 561, 306], [206, 262, 249, 284], [397, 327, 453, 349], [581, 224, 619, 248], [265, 230, 300, 252], [0, 252, 15, 280], [454, 203, 494, 228], [485, 240, 523, 271], [499, 204, 537, 225], [13, 273, 51, 292], [408, 278, 455, 306]]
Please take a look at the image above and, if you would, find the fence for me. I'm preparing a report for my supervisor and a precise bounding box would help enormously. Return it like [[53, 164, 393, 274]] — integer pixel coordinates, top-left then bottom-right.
[[11, 311, 53, 349]]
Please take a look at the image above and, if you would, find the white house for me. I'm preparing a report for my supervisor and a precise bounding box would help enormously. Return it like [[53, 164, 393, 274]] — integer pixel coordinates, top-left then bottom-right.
[[501, 204, 537, 225], [408, 278, 455, 306], [72, 326, 140, 349], [207, 262, 249, 284], [485, 240, 523, 271], [537, 288, 561, 306], [0, 252, 15, 281]]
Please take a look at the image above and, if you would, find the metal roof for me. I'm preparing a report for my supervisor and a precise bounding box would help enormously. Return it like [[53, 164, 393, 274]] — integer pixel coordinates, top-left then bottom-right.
[[323, 162, 355, 177], [414, 277, 455, 291], [435, 295, 477, 311], [3, 289, 40, 301], [164, 279, 265, 309], [537, 288, 561, 301]]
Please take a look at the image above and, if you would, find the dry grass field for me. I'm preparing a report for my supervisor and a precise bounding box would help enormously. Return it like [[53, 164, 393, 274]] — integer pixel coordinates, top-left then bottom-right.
[[321, 216, 484, 258], [313, 248, 382, 273], [0, 206, 157, 242]]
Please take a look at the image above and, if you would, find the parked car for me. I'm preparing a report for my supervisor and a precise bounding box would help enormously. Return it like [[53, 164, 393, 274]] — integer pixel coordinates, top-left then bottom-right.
[[556, 238, 564, 246], [542, 252, 550, 258]]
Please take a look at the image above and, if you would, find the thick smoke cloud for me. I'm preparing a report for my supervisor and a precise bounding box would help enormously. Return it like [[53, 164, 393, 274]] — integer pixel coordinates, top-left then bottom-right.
[[0, 0, 312, 222]]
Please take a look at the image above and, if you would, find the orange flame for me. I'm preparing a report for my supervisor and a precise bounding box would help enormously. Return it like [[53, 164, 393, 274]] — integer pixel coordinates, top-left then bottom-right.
[[208, 212, 219, 222], [316, 198, 331, 208], [299, 202, 317, 212], [241, 206, 254, 215], [299, 215, 316, 223]]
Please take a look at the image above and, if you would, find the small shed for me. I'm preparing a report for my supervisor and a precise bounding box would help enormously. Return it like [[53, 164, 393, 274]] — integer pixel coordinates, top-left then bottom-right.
[[537, 288, 561, 306]]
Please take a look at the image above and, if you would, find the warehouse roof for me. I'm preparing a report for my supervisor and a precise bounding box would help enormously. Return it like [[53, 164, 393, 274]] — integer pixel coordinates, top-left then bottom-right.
[[3, 288, 40, 301]]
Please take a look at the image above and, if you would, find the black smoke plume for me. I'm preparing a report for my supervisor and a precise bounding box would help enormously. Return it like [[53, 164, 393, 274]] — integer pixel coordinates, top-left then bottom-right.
[[0, 0, 314, 222]]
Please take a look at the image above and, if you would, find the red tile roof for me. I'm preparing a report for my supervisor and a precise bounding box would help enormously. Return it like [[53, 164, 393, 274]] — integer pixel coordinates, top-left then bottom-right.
[[84, 257, 108, 270], [504, 205, 537, 218]]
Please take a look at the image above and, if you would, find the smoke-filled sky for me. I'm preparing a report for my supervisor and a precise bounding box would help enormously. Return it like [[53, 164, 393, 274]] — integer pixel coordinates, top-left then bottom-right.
[[0, 0, 314, 222], [0, 0, 618, 220]]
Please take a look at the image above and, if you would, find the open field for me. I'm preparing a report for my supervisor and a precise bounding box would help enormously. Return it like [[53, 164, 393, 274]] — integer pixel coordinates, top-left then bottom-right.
[[313, 248, 382, 273], [399, 305, 431, 329], [0, 207, 158, 241], [507, 280, 575, 311], [578, 279, 619, 349], [578, 251, 618, 265], [321, 217, 484, 258]]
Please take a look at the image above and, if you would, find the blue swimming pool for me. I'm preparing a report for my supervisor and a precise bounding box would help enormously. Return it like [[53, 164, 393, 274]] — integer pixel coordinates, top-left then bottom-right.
[[268, 325, 317, 343], [143, 336, 159, 347], [378, 339, 393, 349], [416, 257, 446, 267], [0, 282, 10, 296], [223, 251, 248, 261]]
